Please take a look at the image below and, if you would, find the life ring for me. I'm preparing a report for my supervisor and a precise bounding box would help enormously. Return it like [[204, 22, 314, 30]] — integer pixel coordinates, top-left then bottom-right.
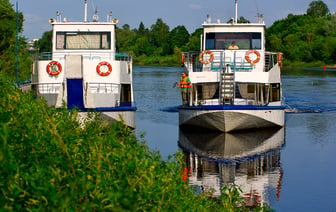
[[245, 50, 261, 64], [46, 61, 62, 76], [96, 61, 112, 76], [199, 50, 214, 64]]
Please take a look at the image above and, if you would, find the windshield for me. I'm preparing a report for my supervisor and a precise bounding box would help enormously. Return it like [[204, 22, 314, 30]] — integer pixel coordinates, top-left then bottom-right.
[[205, 32, 262, 50], [56, 32, 111, 50]]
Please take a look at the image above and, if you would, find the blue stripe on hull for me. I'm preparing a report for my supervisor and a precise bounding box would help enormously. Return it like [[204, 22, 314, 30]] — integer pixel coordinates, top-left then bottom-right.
[[94, 106, 137, 112], [57, 106, 137, 112]]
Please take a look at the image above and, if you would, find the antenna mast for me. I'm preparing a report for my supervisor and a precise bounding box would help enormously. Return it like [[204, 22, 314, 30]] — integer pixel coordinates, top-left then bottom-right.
[[235, 0, 238, 24], [84, 0, 88, 22]]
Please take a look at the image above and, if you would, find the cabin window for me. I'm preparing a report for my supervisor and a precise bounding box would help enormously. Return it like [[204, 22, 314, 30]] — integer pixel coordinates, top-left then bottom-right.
[[196, 83, 219, 100], [237, 83, 281, 103], [205, 32, 261, 50], [56, 32, 111, 50]]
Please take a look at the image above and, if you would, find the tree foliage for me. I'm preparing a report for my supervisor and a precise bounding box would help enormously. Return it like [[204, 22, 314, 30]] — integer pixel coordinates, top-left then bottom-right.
[[170, 25, 190, 50], [0, 0, 31, 81], [307, 0, 330, 17], [35, 30, 52, 53], [266, 1, 336, 64]]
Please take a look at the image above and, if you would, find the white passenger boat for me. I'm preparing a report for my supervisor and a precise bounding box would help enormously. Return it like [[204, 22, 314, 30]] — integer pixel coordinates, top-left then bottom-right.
[[179, 0, 285, 132], [31, 1, 136, 128]]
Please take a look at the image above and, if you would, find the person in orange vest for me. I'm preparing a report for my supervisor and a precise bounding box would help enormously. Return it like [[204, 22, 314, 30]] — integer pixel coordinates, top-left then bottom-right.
[[177, 71, 191, 106]]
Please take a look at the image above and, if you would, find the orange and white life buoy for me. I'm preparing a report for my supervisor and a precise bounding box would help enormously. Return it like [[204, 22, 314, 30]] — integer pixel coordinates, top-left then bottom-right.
[[96, 61, 112, 76], [245, 50, 261, 64], [199, 50, 214, 64], [46, 61, 62, 76]]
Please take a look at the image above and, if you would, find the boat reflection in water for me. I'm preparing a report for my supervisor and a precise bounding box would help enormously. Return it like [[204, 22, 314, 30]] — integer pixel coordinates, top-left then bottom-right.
[[178, 127, 285, 207]]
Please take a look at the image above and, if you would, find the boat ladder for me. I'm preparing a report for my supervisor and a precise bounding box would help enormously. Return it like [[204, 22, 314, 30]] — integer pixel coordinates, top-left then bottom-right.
[[220, 72, 235, 105]]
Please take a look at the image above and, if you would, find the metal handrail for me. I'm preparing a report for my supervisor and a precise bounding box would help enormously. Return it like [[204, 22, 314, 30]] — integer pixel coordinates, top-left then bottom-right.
[[36, 51, 132, 62]]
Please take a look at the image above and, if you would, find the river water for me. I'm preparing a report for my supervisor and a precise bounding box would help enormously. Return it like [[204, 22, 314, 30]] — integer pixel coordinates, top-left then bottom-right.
[[133, 66, 336, 211]]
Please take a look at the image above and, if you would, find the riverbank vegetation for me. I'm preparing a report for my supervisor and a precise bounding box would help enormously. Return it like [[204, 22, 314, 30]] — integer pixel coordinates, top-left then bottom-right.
[[0, 75, 270, 211], [266, 0, 336, 66], [0, 0, 32, 82]]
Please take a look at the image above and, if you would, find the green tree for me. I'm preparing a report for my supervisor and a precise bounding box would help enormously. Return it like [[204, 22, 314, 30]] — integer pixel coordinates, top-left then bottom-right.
[[185, 28, 203, 52], [0, 0, 31, 81], [116, 24, 136, 53], [0, 0, 23, 51], [137, 22, 148, 37], [266, 8, 336, 64], [151, 18, 170, 55], [35, 30, 52, 52], [133, 36, 154, 56], [307, 0, 330, 17], [267, 34, 282, 52], [324, 14, 336, 36], [170, 25, 190, 49], [131, 22, 153, 56]]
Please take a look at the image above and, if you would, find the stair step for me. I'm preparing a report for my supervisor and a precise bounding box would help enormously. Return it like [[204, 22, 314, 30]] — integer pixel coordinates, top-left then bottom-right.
[[220, 72, 235, 105]]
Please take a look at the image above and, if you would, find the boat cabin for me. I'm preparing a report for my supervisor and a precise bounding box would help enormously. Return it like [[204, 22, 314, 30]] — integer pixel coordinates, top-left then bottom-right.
[[182, 20, 282, 107], [31, 8, 136, 128]]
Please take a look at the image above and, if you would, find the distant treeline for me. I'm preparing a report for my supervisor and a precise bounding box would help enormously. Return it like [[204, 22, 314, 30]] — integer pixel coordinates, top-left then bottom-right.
[[33, 0, 336, 67], [266, 0, 336, 65]]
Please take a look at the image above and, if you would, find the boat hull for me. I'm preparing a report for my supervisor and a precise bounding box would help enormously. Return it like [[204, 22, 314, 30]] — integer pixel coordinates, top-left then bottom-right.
[[179, 105, 285, 132], [77, 110, 136, 129]]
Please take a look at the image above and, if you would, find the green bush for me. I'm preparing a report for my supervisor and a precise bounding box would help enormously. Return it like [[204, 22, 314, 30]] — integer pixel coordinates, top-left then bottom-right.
[[0, 77, 268, 211]]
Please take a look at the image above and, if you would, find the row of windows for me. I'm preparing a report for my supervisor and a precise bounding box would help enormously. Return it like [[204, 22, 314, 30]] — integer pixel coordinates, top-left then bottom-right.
[[195, 82, 280, 102], [56, 32, 111, 50], [205, 32, 262, 50]]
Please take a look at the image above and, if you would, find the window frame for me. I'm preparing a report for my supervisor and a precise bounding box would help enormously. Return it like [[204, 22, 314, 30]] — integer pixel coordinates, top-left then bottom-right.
[[55, 31, 111, 50]]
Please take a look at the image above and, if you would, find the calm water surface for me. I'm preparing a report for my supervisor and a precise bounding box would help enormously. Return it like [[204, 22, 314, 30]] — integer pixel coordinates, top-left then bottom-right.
[[133, 66, 336, 211]]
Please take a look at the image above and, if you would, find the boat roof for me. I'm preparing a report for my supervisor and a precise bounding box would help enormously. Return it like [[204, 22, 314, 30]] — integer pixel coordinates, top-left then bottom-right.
[[49, 19, 119, 25], [51, 20, 119, 26], [50, 20, 119, 33], [202, 22, 265, 33]]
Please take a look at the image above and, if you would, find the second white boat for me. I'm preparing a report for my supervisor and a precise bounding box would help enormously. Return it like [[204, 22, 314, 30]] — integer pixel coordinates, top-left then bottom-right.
[[179, 0, 285, 132]]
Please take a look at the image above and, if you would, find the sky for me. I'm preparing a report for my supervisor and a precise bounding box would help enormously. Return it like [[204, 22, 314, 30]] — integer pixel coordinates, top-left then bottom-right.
[[9, 0, 336, 40]]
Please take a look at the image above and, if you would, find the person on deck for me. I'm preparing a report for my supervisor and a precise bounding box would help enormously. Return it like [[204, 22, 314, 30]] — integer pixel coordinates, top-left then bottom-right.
[[228, 41, 239, 50], [177, 71, 191, 106]]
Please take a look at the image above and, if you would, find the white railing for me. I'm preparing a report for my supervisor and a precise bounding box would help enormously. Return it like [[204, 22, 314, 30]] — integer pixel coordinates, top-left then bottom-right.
[[183, 50, 282, 73], [37, 51, 132, 62], [33, 83, 61, 94], [88, 82, 120, 94]]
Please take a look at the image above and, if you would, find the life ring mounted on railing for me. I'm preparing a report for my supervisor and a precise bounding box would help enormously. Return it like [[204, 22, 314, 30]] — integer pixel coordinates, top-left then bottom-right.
[[199, 50, 214, 64], [245, 50, 261, 64], [96, 61, 112, 76], [46, 61, 62, 76]]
